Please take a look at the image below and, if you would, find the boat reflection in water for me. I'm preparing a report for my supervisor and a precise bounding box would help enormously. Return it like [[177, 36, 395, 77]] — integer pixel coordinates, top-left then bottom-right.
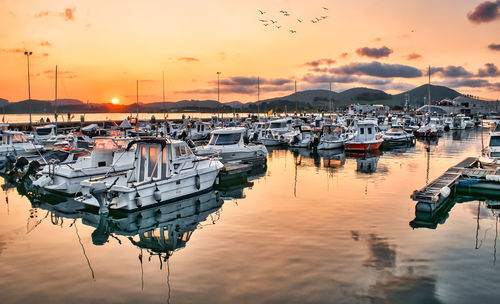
[[215, 164, 267, 200], [317, 149, 346, 169], [84, 190, 223, 255], [346, 150, 381, 174]]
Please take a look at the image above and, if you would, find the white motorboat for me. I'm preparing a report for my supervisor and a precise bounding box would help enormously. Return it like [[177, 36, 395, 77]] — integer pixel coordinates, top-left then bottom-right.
[[31, 137, 135, 195], [451, 115, 467, 130], [76, 139, 224, 212], [260, 129, 288, 146], [195, 127, 268, 163], [382, 128, 415, 145], [344, 120, 384, 152], [317, 125, 353, 150], [479, 131, 500, 169], [288, 125, 317, 149], [188, 122, 212, 141], [463, 116, 474, 128], [0, 130, 45, 163], [53, 132, 94, 149]]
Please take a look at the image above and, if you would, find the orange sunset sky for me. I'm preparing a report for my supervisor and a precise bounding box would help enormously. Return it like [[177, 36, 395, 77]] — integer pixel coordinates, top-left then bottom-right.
[[0, 0, 499, 104]]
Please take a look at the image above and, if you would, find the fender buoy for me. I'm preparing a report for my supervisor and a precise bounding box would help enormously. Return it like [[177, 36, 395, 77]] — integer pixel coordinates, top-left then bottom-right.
[[195, 174, 201, 190]]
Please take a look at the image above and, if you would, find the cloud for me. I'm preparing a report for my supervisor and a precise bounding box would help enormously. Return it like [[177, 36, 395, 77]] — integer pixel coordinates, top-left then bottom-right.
[[218, 76, 292, 86], [406, 53, 422, 60], [331, 61, 423, 78], [430, 65, 473, 77], [444, 78, 490, 88], [302, 74, 358, 83], [477, 63, 500, 77], [43, 69, 76, 79], [301, 58, 336, 68], [34, 8, 76, 21], [177, 57, 199, 63], [0, 48, 24, 53], [34, 11, 50, 18], [61, 8, 75, 21], [339, 52, 349, 58], [467, 1, 500, 23], [488, 43, 500, 50], [356, 46, 393, 58], [40, 41, 51, 47]]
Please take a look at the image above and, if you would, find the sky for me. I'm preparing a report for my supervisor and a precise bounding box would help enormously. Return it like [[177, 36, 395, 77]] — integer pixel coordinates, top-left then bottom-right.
[[0, 0, 499, 104]]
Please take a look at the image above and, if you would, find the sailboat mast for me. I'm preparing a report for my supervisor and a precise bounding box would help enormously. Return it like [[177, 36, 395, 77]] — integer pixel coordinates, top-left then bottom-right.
[[55, 65, 58, 132], [162, 71, 165, 102], [257, 76, 260, 117], [295, 80, 298, 116], [329, 82, 332, 115], [428, 65, 431, 115], [136, 80, 139, 123]]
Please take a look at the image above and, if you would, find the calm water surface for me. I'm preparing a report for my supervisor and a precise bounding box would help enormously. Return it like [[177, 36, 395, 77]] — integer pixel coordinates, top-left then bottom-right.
[[0, 129, 498, 303]]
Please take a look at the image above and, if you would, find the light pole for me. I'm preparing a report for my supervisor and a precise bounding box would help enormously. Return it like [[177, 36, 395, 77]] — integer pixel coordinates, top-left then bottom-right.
[[24, 51, 33, 128]]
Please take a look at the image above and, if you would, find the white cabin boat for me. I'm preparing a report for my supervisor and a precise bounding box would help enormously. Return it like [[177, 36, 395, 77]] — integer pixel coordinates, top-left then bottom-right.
[[317, 125, 353, 150], [189, 122, 212, 141], [195, 127, 267, 163], [451, 115, 467, 130], [382, 128, 415, 144], [32, 137, 135, 195], [479, 132, 500, 168], [0, 130, 45, 162], [344, 120, 383, 152], [288, 125, 316, 148], [76, 139, 223, 212]]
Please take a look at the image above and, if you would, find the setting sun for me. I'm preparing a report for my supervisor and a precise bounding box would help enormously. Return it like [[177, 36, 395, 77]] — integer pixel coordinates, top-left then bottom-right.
[[111, 98, 119, 105]]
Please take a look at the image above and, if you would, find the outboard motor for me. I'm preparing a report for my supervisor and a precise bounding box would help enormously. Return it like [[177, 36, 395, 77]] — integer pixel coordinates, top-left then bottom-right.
[[21, 160, 41, 182]]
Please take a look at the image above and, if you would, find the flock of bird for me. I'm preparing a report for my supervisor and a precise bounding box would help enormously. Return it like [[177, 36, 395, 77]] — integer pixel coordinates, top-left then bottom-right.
[[258, 7, 329, 34]]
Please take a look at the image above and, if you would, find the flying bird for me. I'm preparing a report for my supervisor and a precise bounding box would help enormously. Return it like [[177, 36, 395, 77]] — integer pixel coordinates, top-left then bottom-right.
[[297, 18, 302, 23], [284, 13, 290, 16], [311, 20, 317, 23], [316, 17, 321, 22], [259, 19, 268, 22], [270, 20, 277, 23], [276, 25, 281, 29], [259, 10, 266, 15], [263, 23, 269, 26], [290, 29, 296, 33], [323, 7, 328, 10]]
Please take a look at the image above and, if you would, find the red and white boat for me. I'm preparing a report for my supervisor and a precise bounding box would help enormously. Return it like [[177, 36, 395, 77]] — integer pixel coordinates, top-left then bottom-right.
[[344, 120, 383, 152]]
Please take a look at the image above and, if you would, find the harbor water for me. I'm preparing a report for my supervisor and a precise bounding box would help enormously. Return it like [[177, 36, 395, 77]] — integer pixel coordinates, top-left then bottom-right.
[[1, 128, 499, 303]]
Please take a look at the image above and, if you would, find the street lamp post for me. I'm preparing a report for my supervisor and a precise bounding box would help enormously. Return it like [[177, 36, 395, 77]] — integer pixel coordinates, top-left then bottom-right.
[[24, 51, 33, 128]]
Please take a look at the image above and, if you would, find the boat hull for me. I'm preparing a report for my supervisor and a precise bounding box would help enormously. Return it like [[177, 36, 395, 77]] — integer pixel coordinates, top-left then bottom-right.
[[344, 140, 383, 152]]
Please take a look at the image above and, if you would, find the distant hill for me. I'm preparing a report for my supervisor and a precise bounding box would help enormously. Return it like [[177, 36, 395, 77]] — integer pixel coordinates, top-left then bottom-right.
[[393, 84, 461, 106], [0, 84, 466, 113]]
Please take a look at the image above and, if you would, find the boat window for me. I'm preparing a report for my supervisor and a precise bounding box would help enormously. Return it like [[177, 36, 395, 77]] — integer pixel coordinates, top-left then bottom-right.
[[490, 136, 500, 147], [209, 133, 241, 145], [179, 145, 186, 155], [161, 149, 167, 179], [94, 139, 118, 150], [368, 128, 372, 135], [270, 122, 284, 129], [360, 127, 364, 134], [12, 134, 27, 143], [148, 146, 159, 178], [139, 146, 146, 181], [175, 146, 182, 157], [36, 128, 52, 136]]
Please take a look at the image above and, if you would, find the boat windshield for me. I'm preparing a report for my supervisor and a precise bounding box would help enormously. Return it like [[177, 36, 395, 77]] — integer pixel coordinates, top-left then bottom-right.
[[12, 134, 27, 143], [36, 127, 53, 136], [94, 138, 118, 150], [490, 136, 500, 147], [209, 133, 241, 145], [270, 122, 285, 129]]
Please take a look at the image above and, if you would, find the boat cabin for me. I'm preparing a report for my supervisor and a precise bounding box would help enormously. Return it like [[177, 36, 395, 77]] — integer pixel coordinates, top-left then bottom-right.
[[1, 131, 28, 145], [208, 127, 245, 146], [128, 139, 195, 184], [90, 138, 131, 167], [354, 121, 378, 142], [35, 124, 57, 137]]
